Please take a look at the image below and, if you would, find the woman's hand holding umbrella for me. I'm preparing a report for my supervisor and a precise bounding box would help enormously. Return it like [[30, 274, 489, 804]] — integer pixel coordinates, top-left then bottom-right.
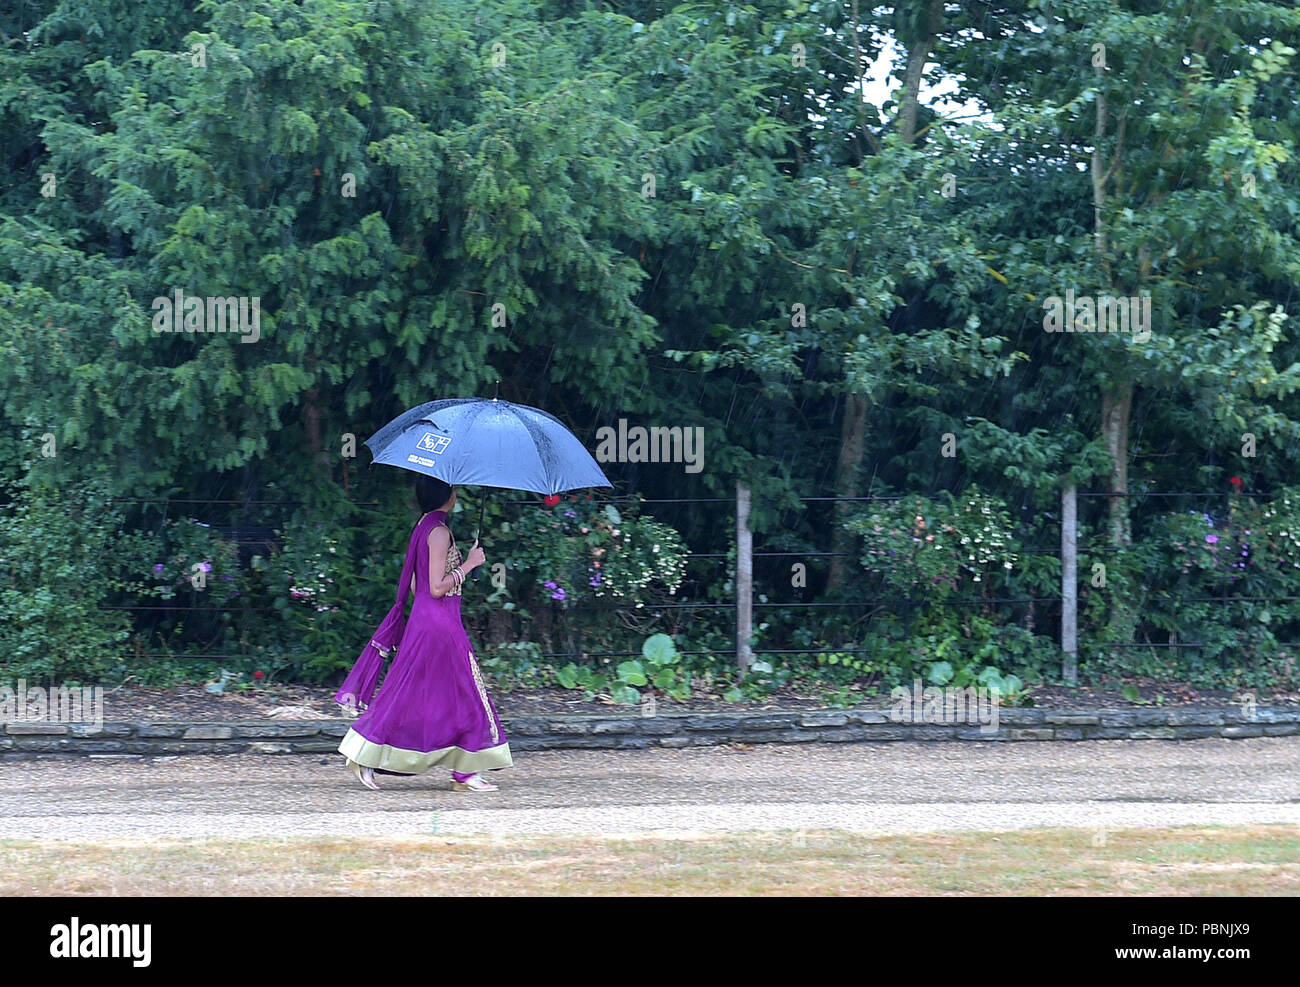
[[464, 540, 486, 574]]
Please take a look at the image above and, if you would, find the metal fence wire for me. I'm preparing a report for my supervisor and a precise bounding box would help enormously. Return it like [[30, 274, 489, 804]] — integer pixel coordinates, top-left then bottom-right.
[[100, 489, 1300, 665]]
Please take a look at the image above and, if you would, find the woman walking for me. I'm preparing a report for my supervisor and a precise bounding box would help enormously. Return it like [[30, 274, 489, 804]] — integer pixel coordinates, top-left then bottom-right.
[[335, 475, 512, 792]]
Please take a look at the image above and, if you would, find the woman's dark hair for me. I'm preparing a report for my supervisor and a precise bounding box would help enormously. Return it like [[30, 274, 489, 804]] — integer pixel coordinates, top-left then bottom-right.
[[415, 474, 453, 514]]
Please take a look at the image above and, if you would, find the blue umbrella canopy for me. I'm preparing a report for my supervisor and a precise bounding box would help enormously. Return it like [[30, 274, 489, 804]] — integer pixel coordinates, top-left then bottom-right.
[[365, 397, 613, 495]]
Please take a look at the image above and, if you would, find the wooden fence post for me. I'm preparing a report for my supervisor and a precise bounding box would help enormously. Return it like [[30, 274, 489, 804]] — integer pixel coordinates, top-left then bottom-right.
[[736, 481, 754, 672], [1061, 480, 1078, 685]]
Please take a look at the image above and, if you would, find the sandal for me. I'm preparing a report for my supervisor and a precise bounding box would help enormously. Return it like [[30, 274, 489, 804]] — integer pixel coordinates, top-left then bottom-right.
[[346, 757, 381, 791], [451, 773, 498, 792]]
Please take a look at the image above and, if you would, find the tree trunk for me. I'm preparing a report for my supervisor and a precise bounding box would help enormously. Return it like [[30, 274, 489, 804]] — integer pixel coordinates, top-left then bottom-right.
[[1090, 48, 1131, 550], [1101, 385, 1132, 547], [301, 386, 331, 478], [488, 607, 512, 646], [828, 1, 941, 590], [828, 393, 868, 590], [536, 603, 553, 656], [898, 1, 943, 145]]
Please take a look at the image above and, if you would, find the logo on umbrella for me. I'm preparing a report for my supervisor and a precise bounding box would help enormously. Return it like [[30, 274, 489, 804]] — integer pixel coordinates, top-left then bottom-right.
[[415, 432, 451, 454]]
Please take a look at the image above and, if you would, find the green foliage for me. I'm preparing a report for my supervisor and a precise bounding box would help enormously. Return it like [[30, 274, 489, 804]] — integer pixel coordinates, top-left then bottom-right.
[[639, 631, 691, 701], [479, 641, 548, 692], [927, 659, 1026, 705], [0, 468, 135, 682], [1, 0, 1298, 695], [550, 632, 689, 704]]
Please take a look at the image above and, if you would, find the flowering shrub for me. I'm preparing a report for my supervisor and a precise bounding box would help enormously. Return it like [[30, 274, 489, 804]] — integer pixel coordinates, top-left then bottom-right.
[[845, 487, 1018, 598], [282, 536, 341, 614], [835, 489, 1027, 690], [1148, 491, 1300, 589], [1258, 495, 1300, 573], [143, 518, 241, 605], [1092, 488, 1300, 689], [246, 513, 355, 681], [503, 497, 689, 608]]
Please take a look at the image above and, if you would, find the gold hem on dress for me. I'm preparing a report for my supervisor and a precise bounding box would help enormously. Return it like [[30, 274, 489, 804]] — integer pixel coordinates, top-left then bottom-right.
[[339, 728, 512, 774]]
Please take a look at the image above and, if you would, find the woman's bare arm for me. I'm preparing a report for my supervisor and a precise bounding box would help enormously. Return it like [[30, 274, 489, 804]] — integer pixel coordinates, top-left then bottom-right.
[[425, 526, 465, 598]]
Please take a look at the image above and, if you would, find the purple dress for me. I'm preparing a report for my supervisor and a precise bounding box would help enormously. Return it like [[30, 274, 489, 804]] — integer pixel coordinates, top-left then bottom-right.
[[334, 509, 511, 776]]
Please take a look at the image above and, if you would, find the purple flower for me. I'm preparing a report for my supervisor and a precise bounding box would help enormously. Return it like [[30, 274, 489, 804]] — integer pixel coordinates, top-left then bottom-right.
[[589, 571, 603, 587], [544, 580, 557, 589], [153, 563, 164, 572], [199, 561, 212, 572], [1205, 535, 1218, 544], [564, 509, 576, 518], [551, 587, 566, 601], [222, 573, 233, 581]]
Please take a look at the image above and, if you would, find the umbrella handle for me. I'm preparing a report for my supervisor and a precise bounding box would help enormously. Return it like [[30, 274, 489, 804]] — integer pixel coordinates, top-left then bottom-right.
[[472, 494, 487, 580]]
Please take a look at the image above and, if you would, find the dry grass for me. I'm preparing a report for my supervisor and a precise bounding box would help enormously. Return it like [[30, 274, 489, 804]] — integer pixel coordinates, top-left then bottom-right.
[[2, 825, 1297, 896]]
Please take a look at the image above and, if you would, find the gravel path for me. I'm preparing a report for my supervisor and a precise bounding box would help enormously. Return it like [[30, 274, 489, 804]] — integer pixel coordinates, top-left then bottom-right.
[[3, 737, 1298, 840]]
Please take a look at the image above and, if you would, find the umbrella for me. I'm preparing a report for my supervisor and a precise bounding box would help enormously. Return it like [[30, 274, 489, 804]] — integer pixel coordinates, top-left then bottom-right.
[[365, 394, 614, 548]]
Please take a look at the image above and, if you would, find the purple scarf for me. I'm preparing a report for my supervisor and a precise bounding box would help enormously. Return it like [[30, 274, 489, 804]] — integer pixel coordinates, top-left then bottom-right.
[[333, 509, 446, 712]]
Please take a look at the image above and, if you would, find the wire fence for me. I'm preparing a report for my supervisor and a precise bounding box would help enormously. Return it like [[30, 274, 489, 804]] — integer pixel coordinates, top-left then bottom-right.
[[100, 488, 1300, 666]]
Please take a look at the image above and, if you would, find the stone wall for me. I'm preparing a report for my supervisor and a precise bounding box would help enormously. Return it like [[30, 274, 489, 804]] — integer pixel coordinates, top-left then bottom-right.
[[2, 705, 1296, 758]]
